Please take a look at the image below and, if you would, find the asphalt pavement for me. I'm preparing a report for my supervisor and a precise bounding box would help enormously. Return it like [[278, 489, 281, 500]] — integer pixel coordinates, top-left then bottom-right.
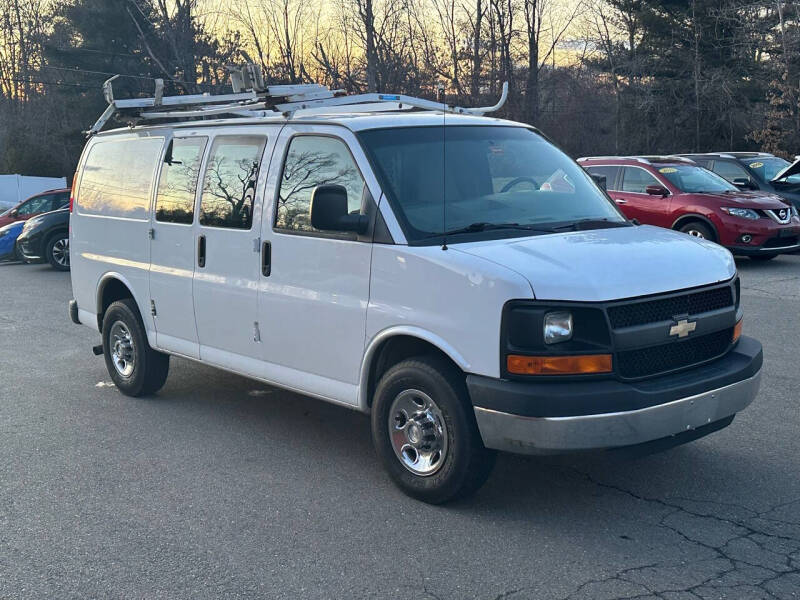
[[1, 255, 799, 599]]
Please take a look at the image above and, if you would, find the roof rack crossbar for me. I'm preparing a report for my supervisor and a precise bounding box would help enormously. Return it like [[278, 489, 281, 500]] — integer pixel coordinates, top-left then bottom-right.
[[577, 156, 651, 165], [87, 64, 509, 136]]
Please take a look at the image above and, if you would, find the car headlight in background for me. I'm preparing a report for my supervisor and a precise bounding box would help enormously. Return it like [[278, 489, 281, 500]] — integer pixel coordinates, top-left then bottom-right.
[[721, 207, 760, 220], [22, 219, 38, 232], [544, 311, 573, 344]]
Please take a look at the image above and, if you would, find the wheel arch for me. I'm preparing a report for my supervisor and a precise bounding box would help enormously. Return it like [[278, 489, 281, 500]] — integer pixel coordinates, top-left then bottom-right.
[[95, 272, 143, 332], [358, 327, 470, 413], [671, 213, 719, 241], [44, 226, 68, 245]]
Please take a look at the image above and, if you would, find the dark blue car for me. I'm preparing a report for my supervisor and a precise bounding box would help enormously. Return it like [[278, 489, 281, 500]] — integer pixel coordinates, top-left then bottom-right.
[[0, 221, 24, 261]]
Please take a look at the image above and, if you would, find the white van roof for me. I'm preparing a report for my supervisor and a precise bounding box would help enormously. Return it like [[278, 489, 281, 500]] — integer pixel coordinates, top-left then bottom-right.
[[96, 110, 517, 137]]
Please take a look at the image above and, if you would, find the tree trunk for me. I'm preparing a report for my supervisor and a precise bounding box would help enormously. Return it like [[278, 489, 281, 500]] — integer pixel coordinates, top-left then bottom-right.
[[471, 0, 483, 100], [363, 0, 377, 92]]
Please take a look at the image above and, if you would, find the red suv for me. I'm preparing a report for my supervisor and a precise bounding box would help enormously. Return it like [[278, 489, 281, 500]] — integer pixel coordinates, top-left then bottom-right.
[[580, 156, 800, 261], [0, 189, 70, 228]]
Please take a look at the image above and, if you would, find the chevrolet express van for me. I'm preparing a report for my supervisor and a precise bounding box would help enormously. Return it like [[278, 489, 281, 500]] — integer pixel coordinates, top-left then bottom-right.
[[69, 86, 762, 503]]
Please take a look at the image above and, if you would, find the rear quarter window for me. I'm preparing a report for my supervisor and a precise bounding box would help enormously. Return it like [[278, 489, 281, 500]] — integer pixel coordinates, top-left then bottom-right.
[[585, 166, 620, 190], [77, 136, 165, 219]]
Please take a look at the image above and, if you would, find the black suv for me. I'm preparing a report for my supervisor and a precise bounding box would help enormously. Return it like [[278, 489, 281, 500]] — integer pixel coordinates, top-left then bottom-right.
[[679, 153, 800, 212], [16, 207, 70, 270]]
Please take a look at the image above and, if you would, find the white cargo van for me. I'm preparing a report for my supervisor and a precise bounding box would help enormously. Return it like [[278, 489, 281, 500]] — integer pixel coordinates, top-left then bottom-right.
[[69, 77, 762, 503]]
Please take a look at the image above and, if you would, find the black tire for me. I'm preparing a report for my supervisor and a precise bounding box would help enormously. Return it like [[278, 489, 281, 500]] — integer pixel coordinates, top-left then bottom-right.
[[102, 298, 169, 397], [371, 356, 496, 504], [12, 241, 21, 262], [678, 221, 715, 241], [750, 254, 778, 261], [45, 231, 70, 271]]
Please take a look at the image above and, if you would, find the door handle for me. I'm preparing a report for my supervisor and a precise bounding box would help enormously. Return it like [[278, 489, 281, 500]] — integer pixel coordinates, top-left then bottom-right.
[[197, 234, 206, 268], [261, 241, 271, 276], [614, 198, 627, 204]]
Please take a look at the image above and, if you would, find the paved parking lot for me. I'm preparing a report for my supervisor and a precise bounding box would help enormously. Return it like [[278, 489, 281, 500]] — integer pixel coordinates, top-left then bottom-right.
[[1, 256, 799, 599]]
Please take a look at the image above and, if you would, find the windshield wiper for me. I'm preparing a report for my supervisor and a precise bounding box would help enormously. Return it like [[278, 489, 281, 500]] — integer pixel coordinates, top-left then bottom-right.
[[549, 218, 629, 232], [443, 222, 554, 236]]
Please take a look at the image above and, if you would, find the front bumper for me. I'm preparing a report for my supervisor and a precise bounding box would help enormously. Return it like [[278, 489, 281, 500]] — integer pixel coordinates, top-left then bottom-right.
[[469, 336, 762, 454], [16, 231, 44, 261], [723, 222, 800, 256], [728, 240, 800, 256]]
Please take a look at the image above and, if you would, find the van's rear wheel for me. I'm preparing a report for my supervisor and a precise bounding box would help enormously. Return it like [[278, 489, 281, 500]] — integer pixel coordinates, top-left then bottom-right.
[[102, 299, 169, 397], [371, 356, 495, 504]]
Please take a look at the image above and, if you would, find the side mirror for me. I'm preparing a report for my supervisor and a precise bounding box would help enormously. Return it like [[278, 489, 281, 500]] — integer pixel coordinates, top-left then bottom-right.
[[732, 177, 756, 190], [590, 174, 607, 191], [646, 184, 669, 197], [310, 184, 368, 234], [9, 209, 18, 217]]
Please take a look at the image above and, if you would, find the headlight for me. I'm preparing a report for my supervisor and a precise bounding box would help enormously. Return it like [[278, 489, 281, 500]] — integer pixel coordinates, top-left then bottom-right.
[[721, 207, 760, 220], [22, 219, 37, 232], [544, 311, 573, 344]]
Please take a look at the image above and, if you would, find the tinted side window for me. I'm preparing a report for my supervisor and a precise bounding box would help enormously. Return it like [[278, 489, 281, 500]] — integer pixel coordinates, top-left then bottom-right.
[[78, 137, 165, 219], [712, 160, 749, 182], [52, 193, 70, 210], [585, 166, 620, 190], [276, 136, 365, 232], [18, 195, 52, 215], [199, 135, 266, 229], [156, 137, 208, 224], [621, 167, 660, 193]]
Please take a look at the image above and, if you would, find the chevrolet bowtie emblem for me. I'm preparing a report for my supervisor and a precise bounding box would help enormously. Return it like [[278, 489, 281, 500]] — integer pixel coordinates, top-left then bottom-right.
[[670, 319, 697, 338]]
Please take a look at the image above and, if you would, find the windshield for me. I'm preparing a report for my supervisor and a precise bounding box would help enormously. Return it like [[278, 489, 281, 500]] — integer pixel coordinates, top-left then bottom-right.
[[358, 126, 625, 242], [744, 157, 800, 184], [656, 165, 737, 193]]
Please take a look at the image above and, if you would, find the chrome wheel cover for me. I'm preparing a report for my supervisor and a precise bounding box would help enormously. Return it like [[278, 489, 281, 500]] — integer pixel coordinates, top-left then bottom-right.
[[109, 321, 135, 378], [52, 237, 69, 266], [686, 229, 705, 239], [388, 389, 448, 476]]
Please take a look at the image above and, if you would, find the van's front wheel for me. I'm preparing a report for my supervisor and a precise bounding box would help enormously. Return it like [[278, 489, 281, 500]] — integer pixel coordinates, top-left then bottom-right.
[[371, 357, 495, 504], [102, 299, 169, 397]]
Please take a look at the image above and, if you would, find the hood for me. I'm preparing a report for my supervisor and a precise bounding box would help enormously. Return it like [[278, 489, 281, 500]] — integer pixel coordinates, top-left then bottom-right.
[[687, 190, 789, 209], [453, 225, 735, 302], [771, 157, 800, 182], [0, 221, 24, 234]]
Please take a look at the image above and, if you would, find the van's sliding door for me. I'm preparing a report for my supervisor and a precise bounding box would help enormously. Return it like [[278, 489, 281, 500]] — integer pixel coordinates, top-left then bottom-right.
[[191, 129, 276, 374]]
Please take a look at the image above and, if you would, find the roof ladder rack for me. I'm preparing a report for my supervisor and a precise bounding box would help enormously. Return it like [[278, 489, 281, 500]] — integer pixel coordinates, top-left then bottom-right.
[[87, 63, 509, 136]]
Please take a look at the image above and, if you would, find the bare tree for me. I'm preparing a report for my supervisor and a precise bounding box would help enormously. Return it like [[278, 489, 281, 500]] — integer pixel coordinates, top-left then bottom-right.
[[523, 0, 582, 125]]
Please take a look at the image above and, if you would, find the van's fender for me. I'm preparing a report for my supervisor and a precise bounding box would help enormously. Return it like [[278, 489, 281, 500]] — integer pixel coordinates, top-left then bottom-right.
[[357, 325, 470, 412], [95, 271, 157, 347]]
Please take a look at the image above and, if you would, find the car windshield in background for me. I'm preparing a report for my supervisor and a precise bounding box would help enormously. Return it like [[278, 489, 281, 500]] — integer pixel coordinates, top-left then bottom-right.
[[745, 157, 800, 184], [358, 126, 625, 242], [657, 165, 737, 193]]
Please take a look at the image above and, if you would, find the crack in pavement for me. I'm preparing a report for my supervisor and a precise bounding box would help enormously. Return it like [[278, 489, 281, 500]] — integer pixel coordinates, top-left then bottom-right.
[[557, 470, 800, 600]]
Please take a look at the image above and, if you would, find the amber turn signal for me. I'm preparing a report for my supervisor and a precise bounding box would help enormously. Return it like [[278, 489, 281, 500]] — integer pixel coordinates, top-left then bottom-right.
[[732, 319, 743, 343], [506, 353, 613, 376]]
